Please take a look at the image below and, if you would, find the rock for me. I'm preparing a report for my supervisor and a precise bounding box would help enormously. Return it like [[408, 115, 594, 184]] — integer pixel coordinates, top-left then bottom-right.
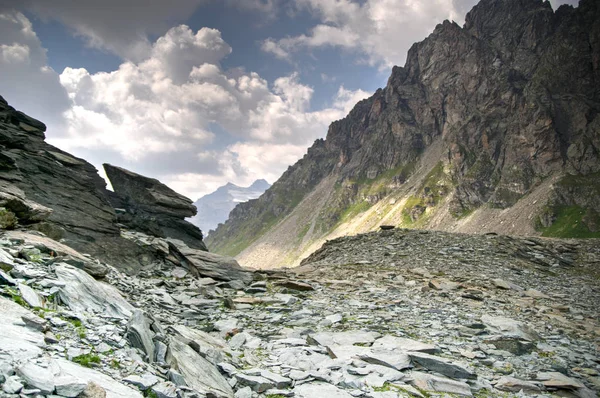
[[151, 381, 178, 398], [2, 375, 23, 394], [123, 374, 159, 390], [308, 331, 380, 347], [495, 376, 543, 393], [0, 269, 16, 285], [492, 278, 522, 290], [410, 371, 472, 396], [18, 283, 41, 308], [358, 350, 412, 371], [0, 247, 14, 271], [21, 313, 48, 331], [79, 382, 107, 398], [537, 371, 585, 389], [524, 289, 550, 299], [428, 279, 461, 290], [0, 297, 45, 363], [166, 339, 234, 397], [234, 386, 253, 398], [293, 382, 354, 397], [169, 324, 232, 364], [234, 373, 274, 392], [168, 239, 252, 283], [54, 375, 87, 397], [274, 280, 315, 291], [408, 352, 476, 379], [372, 335, 439, 353], [127, 310, 155, 362], [16, 362, 55, 394], [4, 231, 109, 277], [481, 315, 539, 341], [104, 164, 207, 250], [53, 358, 142, 398], [55, 264, 133, 318]]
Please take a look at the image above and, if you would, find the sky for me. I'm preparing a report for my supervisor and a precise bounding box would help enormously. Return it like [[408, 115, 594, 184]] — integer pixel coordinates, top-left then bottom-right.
[[0, 0, 579, 200]]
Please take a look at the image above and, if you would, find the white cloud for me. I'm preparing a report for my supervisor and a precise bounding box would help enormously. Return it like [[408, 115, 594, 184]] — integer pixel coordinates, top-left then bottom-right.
[[0, 11, 70, 129], [35, 21, 371, 198], [1, 0, 210, 62], [263, 0, 579, 69]]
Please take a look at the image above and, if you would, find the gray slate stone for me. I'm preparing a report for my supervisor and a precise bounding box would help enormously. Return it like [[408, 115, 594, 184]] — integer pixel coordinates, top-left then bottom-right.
[[55, 264, 133, 318], [127, 310, 155, 362], [408, 352, 476, 379], [166, 339, 234, 397], [17, 362, 55, 394]]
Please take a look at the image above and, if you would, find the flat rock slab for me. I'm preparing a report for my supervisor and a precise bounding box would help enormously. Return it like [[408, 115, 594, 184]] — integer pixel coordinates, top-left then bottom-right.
[[54, 358, 142, 398], [169, 324, 232, 364], [410, 371, 472, 396], [55, 264, 133, 318], [408, 352, 476, 379], [496, 376, 543, 393], [293, 382, 354, 398], [0, 296, 45, 363], [308, 331, 381, 347], [17, 362, 55, 394], [537, 371, 585, 389], [127, 310, 155, 362], [166, 339, 234, 398], [372, 335, 439, 353], [18, 283, 42, 308], [168, 240, 253, 283], [3, 231, 108, 277], [481, 314, 539, 341]]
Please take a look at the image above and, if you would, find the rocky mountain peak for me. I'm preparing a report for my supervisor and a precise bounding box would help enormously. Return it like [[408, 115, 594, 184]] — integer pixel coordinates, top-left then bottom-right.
[[208, 0, 600, 269]]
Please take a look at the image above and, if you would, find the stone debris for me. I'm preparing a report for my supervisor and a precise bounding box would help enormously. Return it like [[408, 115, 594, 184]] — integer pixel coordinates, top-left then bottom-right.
[[0, 227, 599, 398]]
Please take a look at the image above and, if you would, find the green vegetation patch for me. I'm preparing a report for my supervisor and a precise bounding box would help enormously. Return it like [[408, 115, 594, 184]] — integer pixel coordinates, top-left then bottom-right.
[[72, 353, 100, 368], [0, 208, 17, 230], [401, 162, 451, 226], [540, 206, 600, 239]]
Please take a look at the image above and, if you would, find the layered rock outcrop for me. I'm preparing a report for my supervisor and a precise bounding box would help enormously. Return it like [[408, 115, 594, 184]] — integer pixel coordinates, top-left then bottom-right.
[[0, 95, 245, 277], [208, 0, 600, 266], [104, 164, 207, 251], [0, 95, 155, 272]]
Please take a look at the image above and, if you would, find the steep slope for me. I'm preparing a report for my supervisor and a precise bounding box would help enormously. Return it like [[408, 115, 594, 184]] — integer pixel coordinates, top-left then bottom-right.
[[207, 0, 600, 268], [188, 179, 271, 235]]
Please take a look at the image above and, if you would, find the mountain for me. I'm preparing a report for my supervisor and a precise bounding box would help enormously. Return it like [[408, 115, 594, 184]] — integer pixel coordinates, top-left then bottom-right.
[[206, 0, 600, 269], [189, 179, 271, 235]]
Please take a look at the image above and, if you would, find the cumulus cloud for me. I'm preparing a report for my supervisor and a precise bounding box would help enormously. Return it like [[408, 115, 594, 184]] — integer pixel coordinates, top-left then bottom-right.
[[0, 0, 210, 62], [262, 0, 581, 69], [0, 11, 70, 129], [43, 22, 370, 198]]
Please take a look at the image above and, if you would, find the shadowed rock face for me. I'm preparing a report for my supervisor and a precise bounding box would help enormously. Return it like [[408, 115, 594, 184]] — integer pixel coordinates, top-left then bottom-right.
[[0, 96, 214, 273], [208, 0, 600, 256], [0, 95, 157, 272], [104, 164, 208, 251]]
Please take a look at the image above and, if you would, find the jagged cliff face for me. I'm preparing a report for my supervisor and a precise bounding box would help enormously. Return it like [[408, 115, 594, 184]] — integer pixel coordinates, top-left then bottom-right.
[[207, 0, 600, 268]]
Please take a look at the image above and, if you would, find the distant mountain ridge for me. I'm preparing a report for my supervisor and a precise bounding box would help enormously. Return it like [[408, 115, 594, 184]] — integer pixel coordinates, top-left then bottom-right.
[[206, 0, 600, 269], [189, 179, 270, 235]]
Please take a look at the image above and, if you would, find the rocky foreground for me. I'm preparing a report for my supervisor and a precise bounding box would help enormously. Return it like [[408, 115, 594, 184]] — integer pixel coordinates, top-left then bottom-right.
[[1, 227, 599, 397]]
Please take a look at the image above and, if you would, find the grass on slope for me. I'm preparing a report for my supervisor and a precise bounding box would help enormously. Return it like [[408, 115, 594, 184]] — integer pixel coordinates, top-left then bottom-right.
[[540, 206, 600, 239]]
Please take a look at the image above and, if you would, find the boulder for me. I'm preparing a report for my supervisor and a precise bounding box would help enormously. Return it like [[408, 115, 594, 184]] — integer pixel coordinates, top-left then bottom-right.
[[127, 310, 155, 362], [166, 339, 234, 398], [104, 164, 207, 250], [0, 96, 162, 274], [168, 239, 253, 283], [55, 264, 133, 318]]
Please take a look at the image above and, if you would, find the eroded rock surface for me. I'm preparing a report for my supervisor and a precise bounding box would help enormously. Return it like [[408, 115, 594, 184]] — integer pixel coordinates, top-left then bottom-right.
[[104, 164, 208, 251]]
